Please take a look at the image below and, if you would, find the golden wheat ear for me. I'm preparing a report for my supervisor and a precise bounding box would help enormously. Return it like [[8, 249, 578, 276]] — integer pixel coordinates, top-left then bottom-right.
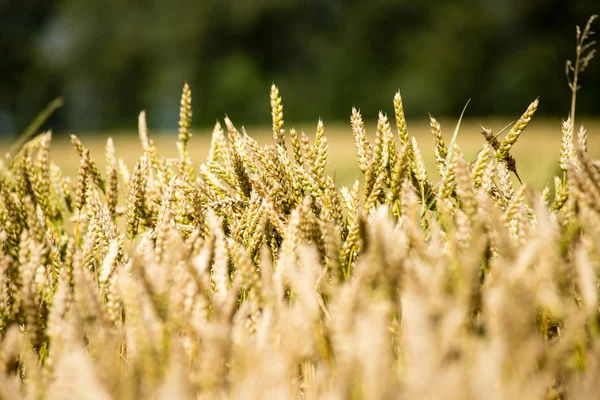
[[177, 82, 192, 160], [270, 83, 285, 148]]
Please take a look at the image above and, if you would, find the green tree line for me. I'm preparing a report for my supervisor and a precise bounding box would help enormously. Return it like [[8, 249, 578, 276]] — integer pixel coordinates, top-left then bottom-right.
[[0, 0, 598, 135]]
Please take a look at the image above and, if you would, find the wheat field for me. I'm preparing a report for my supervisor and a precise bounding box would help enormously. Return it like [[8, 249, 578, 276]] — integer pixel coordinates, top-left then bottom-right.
[[1, 15, 599, 400], [38, 116, 600, 191]]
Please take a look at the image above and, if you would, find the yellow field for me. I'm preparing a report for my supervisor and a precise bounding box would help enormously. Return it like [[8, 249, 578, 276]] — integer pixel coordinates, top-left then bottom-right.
[[8, 117, 600, 191]]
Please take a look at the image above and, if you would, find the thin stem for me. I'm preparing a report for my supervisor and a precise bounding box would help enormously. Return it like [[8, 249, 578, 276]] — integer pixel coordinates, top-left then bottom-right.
[[419, 181, 426, 216], [345, 245, 355, 279], [570, 46, 580, 127], [394, 199, 401, 218], [74, 209, 81, 242]]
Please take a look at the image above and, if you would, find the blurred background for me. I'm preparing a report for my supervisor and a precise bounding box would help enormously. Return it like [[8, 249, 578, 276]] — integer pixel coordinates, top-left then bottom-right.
[[1, 0, 598, 136]]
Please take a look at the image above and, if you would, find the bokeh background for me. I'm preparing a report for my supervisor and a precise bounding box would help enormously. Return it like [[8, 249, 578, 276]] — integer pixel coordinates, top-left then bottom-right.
[[1, 0, 599, 135]]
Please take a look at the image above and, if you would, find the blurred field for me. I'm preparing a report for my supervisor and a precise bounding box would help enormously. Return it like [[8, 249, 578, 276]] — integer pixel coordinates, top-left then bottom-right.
[[6, 117, 600, 192]]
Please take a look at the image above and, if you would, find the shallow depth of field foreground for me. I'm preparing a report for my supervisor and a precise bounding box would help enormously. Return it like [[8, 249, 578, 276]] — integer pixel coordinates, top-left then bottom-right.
[[2, 18, 600, 399]]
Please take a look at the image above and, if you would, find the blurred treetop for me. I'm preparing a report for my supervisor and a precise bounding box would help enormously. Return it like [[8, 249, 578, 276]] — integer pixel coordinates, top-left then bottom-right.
[[0, 0, 598, 135]]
